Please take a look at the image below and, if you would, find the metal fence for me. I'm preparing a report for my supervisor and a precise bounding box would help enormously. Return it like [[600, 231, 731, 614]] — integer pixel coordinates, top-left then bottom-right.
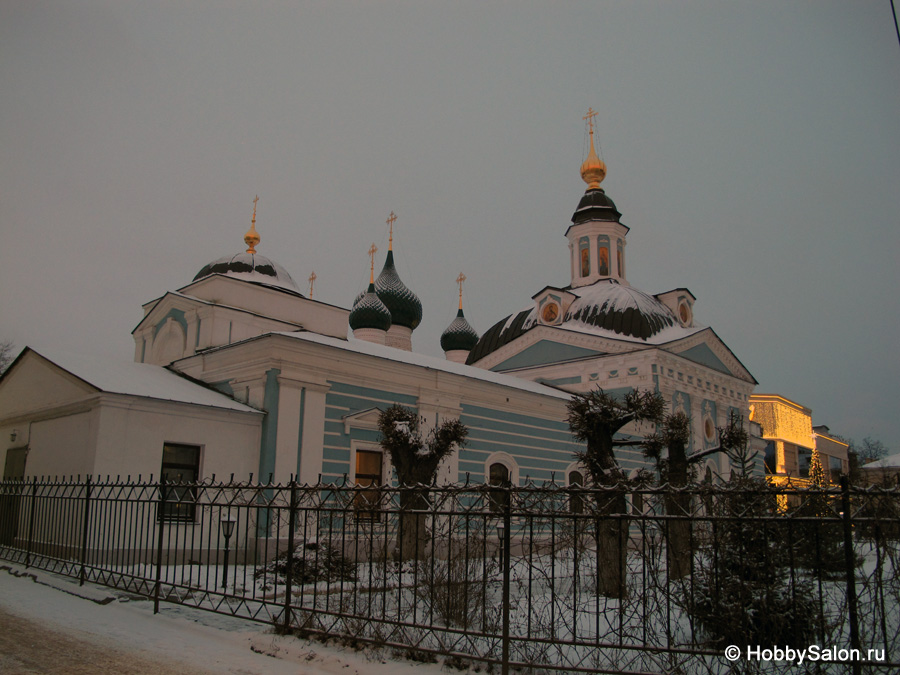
[[1, 474, 898, 674]]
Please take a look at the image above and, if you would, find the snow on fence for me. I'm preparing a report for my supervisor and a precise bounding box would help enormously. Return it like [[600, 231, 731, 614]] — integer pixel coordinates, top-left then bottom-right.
[[0, 475, 898, 674]]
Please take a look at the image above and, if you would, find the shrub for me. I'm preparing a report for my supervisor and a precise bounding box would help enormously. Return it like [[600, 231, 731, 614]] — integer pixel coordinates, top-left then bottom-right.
[[254, 544, 357, 586]]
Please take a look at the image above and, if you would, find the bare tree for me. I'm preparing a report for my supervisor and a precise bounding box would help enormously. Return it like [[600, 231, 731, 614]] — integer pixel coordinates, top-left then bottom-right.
[[377, 404, 468, 560], [567, 388, 665, 598], [642, 410, 749, 578], [858, 437, 888, 465]]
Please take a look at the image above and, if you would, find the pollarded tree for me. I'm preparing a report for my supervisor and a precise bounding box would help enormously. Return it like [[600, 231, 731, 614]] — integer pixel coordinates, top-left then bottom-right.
[[642, 410, 749, 578], [377, 404, 468, 560], [567, 388, 666, 598]]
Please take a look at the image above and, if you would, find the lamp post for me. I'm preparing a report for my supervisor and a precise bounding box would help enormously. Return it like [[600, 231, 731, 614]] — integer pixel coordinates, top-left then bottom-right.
[[496, 520, 505, 567], [220, 512, 236, 590]]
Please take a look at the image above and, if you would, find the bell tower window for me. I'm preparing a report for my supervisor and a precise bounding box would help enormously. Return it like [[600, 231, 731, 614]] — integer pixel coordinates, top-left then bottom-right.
[[579, 237, 590, 277], [617, 240, 625, 280], [597, 236, 610, 276]]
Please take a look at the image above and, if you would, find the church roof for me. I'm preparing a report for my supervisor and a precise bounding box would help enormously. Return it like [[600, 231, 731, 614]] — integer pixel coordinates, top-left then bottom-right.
[[571, 188, 623, 225], [441, 308, 479, 352], [467, 279, 702, 364], [375, 250, 423, 330], [193, 252, 301, 293], [2, 348, 260, 413], [350, 283, 392, 331]]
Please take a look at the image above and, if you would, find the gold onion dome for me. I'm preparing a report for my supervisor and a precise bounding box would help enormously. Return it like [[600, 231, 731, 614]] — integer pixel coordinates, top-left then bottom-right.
[[580, 125, 606, 189]]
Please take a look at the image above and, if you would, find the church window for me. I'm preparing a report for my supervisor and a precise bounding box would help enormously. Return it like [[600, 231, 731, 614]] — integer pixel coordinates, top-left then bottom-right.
[[597, 236, 610, 276], [488, 462, 511, 513], [160, 443, 201, 522], [579, 238, 591, 277], [354, 449, 383, 521], [617, 240, 625, 279]]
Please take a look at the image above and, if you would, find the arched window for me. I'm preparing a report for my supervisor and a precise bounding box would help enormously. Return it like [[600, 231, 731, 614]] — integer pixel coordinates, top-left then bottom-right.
[[568, 470, 584, 514], [579, 237, 591, 277], [616, 240, 625, 279], [489, 462, 511, 513], [597, 236, 610, 276]]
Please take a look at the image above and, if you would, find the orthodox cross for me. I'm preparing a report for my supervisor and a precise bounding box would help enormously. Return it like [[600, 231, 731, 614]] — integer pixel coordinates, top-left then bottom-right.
[[252, 195, 259, 224], [583, 108, 598, 136], [386, 211, 397, 249], [308, 271, 317, 298], [456, 272, 466, 309], [368, 243, 378, 282]]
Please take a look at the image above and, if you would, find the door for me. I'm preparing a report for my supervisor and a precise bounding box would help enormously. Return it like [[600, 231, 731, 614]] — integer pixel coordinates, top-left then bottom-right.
[[1, 447, 28, 545]]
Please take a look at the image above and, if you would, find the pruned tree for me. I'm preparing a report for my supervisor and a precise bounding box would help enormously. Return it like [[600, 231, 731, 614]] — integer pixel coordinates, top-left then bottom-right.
[[567, 388, 665, 598], [0, 341, 15, 374], [642, 410, 749, 578], [377, 404, 468, 560]]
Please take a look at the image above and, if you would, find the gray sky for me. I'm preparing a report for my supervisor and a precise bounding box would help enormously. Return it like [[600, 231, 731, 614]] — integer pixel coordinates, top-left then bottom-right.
[[2, 1, 898, 447]]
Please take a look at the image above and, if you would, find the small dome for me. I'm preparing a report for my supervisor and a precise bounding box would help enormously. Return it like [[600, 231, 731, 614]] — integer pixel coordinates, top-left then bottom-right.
[[193, 252, 301, 292], [375, 250, 423, 330], [441, 308, 479, 352], [350, 283, 392, 332], [571, 188, 621, 225]]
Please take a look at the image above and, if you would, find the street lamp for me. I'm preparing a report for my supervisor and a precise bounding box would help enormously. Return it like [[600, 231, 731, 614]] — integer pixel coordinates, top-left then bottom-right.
[[220, 512, 237, 590], [496, 520, 506, 567]]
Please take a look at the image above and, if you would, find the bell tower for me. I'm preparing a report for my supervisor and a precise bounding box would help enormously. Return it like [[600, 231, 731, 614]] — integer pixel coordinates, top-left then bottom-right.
[[565, 109, 630, 288]]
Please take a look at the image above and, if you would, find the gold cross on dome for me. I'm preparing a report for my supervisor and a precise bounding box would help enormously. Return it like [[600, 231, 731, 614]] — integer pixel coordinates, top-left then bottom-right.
[[368, 243, 378, 282], [308, 271, 317, 298], [252, 195, 259, 223], [456, 272, 467, 308], [583, 108, 598, 135], [386, 211, 397, 248]]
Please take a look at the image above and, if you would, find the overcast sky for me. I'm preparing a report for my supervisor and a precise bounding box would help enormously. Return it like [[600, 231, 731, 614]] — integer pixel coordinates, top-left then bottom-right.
[[2, 1, 898, 446]]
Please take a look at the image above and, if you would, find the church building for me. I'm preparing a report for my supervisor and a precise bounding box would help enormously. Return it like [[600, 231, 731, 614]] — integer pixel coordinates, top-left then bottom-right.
[[1, 114, 760, 488]]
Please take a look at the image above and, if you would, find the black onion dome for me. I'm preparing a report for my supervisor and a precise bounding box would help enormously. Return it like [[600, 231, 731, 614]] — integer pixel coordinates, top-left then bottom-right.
[[571, 188, 622, 225], [440, 308, 479, 352], [375, 250, 423, 330], [193, 252, 300, 292], [350, 283, 392, 332], [563, 280, 676, 340]]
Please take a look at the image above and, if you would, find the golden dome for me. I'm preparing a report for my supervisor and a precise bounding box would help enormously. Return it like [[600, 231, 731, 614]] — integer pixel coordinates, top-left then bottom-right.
[[244, 195, 261, 254], [580, 108, 606, 189]]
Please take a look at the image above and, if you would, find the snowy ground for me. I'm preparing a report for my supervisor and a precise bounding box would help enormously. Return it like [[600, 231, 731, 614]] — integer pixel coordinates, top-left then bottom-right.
[[0, 563, 455, 675]]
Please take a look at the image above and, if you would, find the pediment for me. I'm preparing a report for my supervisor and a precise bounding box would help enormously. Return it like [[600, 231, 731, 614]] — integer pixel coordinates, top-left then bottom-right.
[[0, 349, 99, 420], [342, 407, 384, 434], [493, 339, 606, 372], [665, 328, 756, 384], [133, 292, 206, 335]]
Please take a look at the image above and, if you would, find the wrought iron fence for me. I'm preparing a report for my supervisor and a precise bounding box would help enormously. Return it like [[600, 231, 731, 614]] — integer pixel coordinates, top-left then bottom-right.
[[1, 474, 898, 674]]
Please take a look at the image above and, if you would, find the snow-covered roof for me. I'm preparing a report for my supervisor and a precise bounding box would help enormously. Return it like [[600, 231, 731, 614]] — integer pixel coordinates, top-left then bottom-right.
[[269, 331, 573, 400], [27, 348, 260, 413], [860, 452, 900, 470]]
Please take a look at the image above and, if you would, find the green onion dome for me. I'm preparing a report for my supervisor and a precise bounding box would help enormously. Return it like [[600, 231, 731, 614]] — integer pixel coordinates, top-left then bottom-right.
[[349, 283, 392, 332], [440, 308, 479, 352], [374, 250, 423, 330]]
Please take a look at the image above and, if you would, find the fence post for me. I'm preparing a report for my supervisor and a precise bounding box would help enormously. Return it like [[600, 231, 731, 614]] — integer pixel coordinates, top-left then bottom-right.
[[840, 477, 860, 675], [501, 485, 512, 675], [154, 481, 167, 614], [282, 480, 298, 634], [79, 476, 92, 586], [25, 476, 37, 569]]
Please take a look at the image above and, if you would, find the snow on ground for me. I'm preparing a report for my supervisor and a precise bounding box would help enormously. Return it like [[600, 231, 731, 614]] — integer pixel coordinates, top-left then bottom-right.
[[0, 563, 454, 675]]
